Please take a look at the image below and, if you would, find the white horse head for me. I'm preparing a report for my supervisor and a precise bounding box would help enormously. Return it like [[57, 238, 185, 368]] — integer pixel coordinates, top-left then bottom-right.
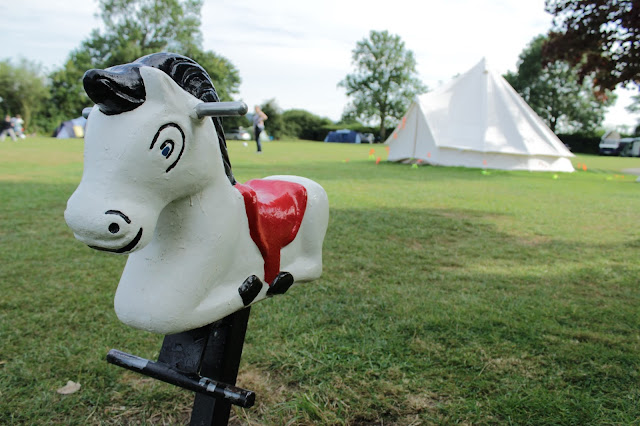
[[65, 55, 236, 253], [65, 53, 329, 334]]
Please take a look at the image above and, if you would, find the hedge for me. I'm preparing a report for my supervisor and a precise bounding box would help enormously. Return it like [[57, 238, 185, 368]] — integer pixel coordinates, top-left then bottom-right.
[[556, 134, 601, 155]]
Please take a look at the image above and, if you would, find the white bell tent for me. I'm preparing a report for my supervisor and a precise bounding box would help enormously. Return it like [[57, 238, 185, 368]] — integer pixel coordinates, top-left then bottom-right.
[[385, 58, 575, 172]]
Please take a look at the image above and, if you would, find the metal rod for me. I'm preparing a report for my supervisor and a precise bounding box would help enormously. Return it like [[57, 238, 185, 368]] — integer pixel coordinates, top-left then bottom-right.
[[83, 101, 248, 120], [106, 349, 255, 408], [195, 102, 248, 118]]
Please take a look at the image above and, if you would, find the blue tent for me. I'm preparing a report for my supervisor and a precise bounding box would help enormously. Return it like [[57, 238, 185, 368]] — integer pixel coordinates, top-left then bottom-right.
[[53, 116, 87, 138], [324, 129, 362, 143]]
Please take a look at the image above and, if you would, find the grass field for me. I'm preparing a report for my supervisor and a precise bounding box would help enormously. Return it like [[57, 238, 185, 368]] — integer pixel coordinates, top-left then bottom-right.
[[1, 136, 639, 425]]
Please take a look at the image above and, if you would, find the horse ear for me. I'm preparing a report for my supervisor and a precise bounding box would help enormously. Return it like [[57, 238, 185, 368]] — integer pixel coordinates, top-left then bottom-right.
[[194, 102, 248, 119], [83, 67, 145, 115]]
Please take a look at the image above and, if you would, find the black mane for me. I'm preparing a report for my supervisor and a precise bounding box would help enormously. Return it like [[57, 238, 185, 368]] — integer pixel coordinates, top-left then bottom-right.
[[83, 53, 235, 185]]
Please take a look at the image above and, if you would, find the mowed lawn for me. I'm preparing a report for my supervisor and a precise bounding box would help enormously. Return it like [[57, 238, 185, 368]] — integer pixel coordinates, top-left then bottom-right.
[[1, 137, 639, 425]]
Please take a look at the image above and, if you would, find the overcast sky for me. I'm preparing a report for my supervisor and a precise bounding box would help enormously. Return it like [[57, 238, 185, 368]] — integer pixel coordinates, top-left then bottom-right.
[[1, 0, 637, 129]]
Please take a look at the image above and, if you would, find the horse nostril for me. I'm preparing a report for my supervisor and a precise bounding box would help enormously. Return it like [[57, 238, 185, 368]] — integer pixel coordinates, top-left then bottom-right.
[[108, 223, 120, 234]]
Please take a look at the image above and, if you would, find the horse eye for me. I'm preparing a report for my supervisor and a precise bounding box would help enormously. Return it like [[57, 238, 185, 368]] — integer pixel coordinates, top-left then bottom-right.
[[150, 123, 184, 173], [160, 140, 174, 158]]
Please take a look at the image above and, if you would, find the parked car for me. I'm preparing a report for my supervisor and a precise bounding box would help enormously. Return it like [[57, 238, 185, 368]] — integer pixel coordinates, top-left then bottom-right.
[[598, 130, 633, 156], [226, 127, 251, 141]]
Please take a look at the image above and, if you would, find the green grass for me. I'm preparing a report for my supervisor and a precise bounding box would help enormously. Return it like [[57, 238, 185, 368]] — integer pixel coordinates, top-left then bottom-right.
[[1, 137, 640, 425]]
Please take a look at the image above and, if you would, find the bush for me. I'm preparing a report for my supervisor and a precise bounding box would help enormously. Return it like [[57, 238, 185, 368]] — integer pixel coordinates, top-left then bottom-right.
[[281, 109, 332, 141], [260, 99, 286, 139], [221, 115, 250, 133]]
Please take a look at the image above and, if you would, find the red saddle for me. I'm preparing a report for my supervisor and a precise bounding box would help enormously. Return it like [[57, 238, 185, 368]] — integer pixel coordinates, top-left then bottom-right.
[[235, 179, 307, 283]]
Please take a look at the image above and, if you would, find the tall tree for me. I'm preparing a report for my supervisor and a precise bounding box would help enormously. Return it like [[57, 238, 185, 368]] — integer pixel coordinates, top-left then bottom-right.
[[627, 93, 640, 114], [44, 49, 95, 128], [0, 59, 49, 132], [543, 0, 640, 95], [46, 0, 240, 131], [627, 94, 640, 134], [339, 30, 426, 139], [87, 0, 203, 68], [188, 49, 240, 102], [505, 35, 614, 133]]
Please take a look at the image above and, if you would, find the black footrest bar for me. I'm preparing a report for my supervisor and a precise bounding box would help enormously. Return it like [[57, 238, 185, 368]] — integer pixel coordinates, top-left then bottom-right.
[[106, 349, 255, 408]]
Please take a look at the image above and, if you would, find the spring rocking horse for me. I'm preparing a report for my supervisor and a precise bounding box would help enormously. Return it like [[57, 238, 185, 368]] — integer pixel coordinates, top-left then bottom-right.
[[64, 52, 329, 424]]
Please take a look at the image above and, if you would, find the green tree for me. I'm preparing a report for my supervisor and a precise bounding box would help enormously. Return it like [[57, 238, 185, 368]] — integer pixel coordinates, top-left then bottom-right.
[[187, 49, 240, 102], [46, 0, 240, 130], [339, 30, 426, 140], [83, 0, 202, 67], [43, 49, 95, 130], [627, 93, 640, 115], [628, 95, 640, 135], [543, 0, 639, 94], [505, 35, 614, 134], [0, 58, 50, 132]]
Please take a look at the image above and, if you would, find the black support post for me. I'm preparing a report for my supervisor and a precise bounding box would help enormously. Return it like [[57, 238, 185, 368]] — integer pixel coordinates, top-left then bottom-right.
[[106, 307, 254, 426], [190, 307, 252, 426]]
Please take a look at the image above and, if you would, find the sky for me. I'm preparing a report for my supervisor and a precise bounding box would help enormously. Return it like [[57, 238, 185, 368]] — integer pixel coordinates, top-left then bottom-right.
[[1, 0, 638, 130]]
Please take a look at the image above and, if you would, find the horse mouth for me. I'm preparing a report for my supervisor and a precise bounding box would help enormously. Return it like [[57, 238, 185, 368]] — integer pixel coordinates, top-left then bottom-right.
[[89, 228, 143, 253]]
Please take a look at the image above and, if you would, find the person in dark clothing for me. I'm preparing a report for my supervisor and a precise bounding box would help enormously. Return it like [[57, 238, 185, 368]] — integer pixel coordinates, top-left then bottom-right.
[[0, 115, 17, 141]]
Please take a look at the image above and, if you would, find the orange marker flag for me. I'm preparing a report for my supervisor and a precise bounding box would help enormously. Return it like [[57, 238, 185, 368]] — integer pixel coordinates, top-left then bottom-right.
[[376, 157, 381, 164]]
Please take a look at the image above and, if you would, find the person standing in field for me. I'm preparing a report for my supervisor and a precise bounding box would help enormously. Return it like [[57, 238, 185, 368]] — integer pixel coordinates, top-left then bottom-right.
[[252, 105, 268, 153], [13, 114, 24, 138], [0, 115, 17, 141]]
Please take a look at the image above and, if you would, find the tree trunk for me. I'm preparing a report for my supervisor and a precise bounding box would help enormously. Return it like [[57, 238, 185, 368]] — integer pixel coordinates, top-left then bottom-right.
[[379, 115, 386, 140]]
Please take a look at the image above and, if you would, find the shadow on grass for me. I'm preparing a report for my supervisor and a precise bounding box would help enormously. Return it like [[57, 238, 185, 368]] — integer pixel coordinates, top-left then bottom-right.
[[1, 182, 639, 424]]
